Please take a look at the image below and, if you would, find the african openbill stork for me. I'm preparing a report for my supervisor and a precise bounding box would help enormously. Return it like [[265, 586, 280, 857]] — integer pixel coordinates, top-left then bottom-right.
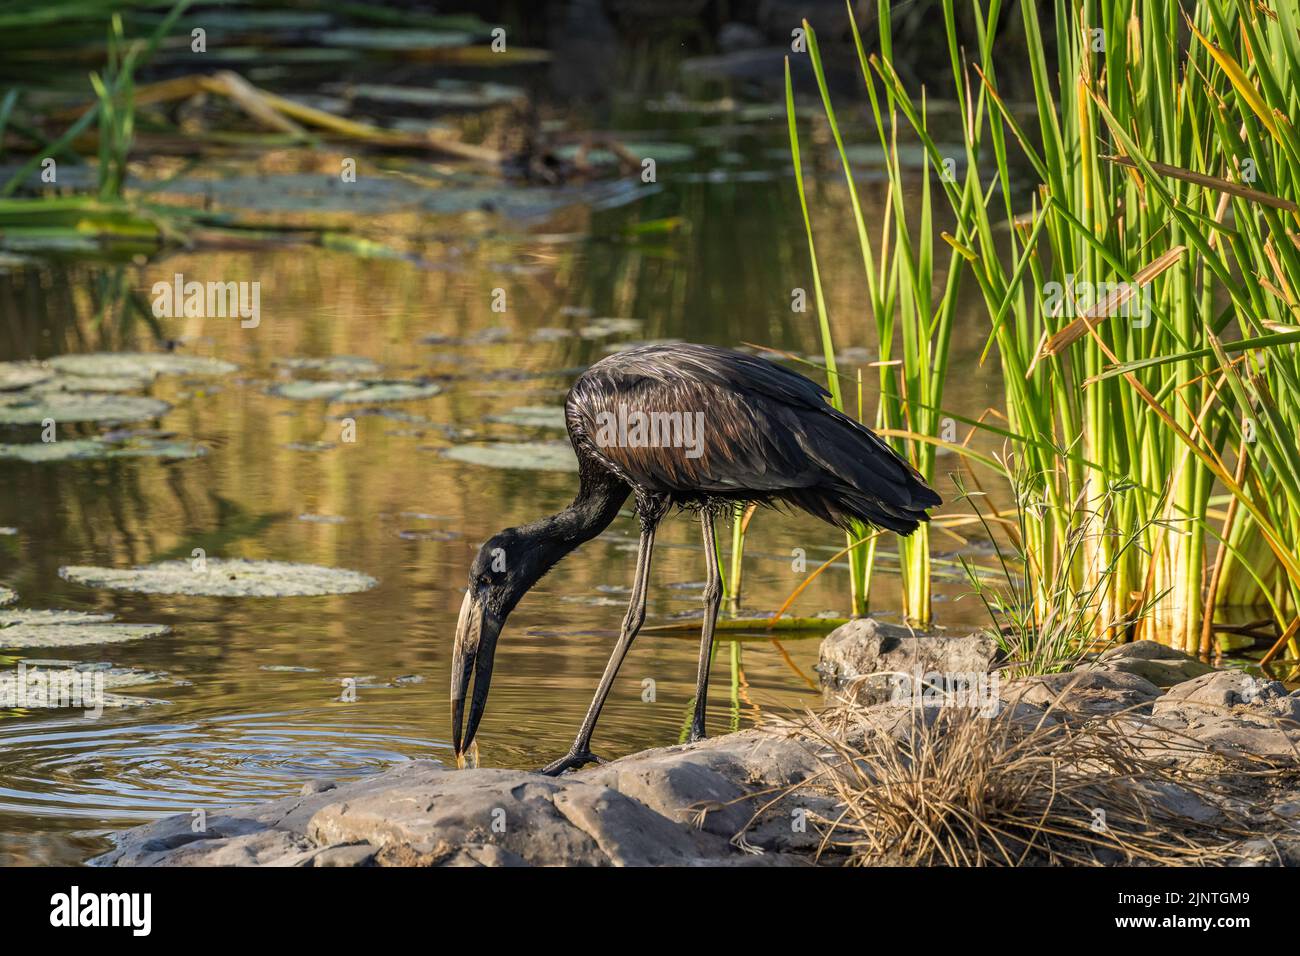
[[452, 343, 942, 774]]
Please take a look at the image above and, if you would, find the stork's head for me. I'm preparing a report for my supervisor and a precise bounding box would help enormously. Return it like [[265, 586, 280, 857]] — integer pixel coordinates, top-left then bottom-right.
[[450, 529, 529, 761]]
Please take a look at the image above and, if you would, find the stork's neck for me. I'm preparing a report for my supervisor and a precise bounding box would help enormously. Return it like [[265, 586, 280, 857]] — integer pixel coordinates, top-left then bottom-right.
[[498, 467, 629, 613]]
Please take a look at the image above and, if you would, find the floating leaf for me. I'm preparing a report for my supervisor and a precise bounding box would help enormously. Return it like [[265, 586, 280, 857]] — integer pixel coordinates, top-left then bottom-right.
[[0, 609, 116, 626], [485, 406, 567, 429], [0, 392, 171, 425], [15, 660, 170, 691], [0, 362, 51, 391], [0, 437, 207, 462], [31, 373, 152, 393], [337, 381, 442, 403], [269, 380, 357, 401], [48, 352, 237, 379], [270, 379, 441, 403], [441, 441, 578, 472], [0, 622, 171, 648], [60, 558, 378, 597], [275, 355, 381, 376]]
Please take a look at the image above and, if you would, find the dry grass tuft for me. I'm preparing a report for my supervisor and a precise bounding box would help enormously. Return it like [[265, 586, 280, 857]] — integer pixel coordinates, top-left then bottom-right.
[[789, 697, 1271, 866]]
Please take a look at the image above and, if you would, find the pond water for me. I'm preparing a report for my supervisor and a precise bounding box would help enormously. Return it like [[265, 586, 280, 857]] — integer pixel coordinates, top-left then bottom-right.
[[0, 35, 1259, 865]]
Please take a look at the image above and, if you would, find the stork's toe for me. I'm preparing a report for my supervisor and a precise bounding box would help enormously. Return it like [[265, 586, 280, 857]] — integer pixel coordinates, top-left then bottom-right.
[[537, 750, 604, 775]]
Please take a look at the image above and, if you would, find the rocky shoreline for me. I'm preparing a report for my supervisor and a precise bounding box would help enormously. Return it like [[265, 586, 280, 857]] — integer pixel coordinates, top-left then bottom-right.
[[94, 621, 1300, 866]]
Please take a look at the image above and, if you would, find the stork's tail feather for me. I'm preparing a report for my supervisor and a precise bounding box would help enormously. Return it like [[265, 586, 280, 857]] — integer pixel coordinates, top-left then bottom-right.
[[785, 485, 935, 536], [793, 412, 943, 535]]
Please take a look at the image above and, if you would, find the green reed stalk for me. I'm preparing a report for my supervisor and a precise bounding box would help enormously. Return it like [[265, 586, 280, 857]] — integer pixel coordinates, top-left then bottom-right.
[[791, 9, 963, 625], [785, 55, 874, 618]]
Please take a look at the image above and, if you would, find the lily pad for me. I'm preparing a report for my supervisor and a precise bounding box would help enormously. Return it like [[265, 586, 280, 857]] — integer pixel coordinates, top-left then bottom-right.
[[59, 558, 378, 597], [0, 362, 52, 391], [48, 352, 237, 379], [15, 661, 168, 690], [269, 379, 441, 405], [0, 392, 171, 425], [270, 379, 441, 403], [0, 437, 207, 462], [0, 586, 14, 606], [1, 659, 170, 707], [441, 441, 578, 472], [0, 609, 116, 626], [31, 373, 152, 393], [269, 380, 357, 401], [0, 622, 171, 648], [338, 381, 442, 404], [275, 356, 381, 376], [485, 406, 567, 429]]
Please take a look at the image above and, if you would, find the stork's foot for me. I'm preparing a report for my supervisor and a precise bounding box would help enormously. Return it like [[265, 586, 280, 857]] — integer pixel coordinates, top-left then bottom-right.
[[688, 716, 708, 744], [537, 750, 605, 776]]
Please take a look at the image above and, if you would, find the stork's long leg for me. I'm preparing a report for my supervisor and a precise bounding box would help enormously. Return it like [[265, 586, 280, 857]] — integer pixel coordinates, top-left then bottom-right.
[[689, 509, 722, 743], [539, 522, 656, 775]]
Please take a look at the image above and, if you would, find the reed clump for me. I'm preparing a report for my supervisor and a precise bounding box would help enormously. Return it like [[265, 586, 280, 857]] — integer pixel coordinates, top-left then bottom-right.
[[785, 0, 1300, 656]]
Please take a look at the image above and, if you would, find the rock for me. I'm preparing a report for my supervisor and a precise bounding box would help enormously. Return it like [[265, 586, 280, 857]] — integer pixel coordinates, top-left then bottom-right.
[[1001, 669, 1162, 717], [818, 618, 999, 706], [1154, 670, 1290, 714], [94, 732, 822, 867], [1138, 670, 1300, 766], [581, 729, 821, 844], [1093, 640, 1215, 687], [302, 844, 377, 867]]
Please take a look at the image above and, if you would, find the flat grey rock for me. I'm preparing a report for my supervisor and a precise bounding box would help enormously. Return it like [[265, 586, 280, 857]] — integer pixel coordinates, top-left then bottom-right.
[[1140, 670, 1300, 766], [818, 618, 999, 705], [93, 732, 821, 867], [1002, 668, 1163, 717], [1094, 640, 1216, 687]]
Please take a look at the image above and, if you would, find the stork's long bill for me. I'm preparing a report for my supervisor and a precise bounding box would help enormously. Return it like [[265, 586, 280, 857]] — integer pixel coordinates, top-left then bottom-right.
[[450, 588, 500, 760]]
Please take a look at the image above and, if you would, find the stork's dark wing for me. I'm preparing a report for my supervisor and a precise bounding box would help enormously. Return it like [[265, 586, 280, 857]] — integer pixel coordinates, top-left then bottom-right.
[[566, 344, 941, 534]]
